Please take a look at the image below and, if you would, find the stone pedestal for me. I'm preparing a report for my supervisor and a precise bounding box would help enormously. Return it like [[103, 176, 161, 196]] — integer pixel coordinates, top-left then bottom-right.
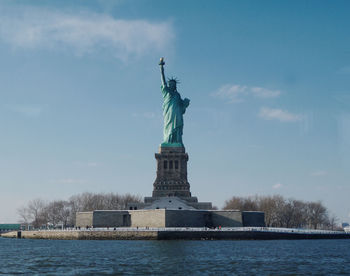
[[152, 146, 191, 198], [127, 145, 213, 211]]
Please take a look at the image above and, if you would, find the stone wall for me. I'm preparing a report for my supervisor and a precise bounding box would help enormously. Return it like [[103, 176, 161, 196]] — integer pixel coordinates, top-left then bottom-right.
[[93, 211, 130, 228], [76, 212, 93, 228], [76, 209, 265, 228], [242, 211, 265, 227], [211, 211, 243, 227], [129, 209, 166, 228], [187, 202, 213, 210], [3, 229, 348, 240], [140, 196, 212, 210], [1, 230, 158, 240], [165, 210, 208, 227], [153, 146, 191, 198]]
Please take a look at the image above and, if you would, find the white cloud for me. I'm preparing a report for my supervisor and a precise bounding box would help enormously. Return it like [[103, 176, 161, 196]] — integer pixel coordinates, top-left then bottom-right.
[[132, 112, 156, 119], [259, 107, 302, 122], [0, 5, 174, 60], [6, 104, 43, 117], [272, 183, 283, 189], [251, 87, 281, 98], [213, 84, 248, 103], [310, 170, 327, 177], [213, 84, 280, 103]]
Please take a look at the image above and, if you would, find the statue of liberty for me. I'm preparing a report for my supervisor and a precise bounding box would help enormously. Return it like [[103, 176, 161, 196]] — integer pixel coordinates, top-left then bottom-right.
[[159, 57, 190, 147]]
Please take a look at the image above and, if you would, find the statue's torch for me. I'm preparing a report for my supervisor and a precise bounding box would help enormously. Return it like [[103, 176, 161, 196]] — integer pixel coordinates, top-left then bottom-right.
[[159, 57, 165, 66]]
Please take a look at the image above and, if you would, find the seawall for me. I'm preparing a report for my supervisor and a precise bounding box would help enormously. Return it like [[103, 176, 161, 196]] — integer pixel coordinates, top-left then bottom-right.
[[1, 228, 350, 240], [1, 230, 158, 240]]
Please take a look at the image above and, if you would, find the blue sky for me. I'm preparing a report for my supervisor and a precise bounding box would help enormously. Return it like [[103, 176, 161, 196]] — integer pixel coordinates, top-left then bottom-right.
[[0, 0, 349, 223]]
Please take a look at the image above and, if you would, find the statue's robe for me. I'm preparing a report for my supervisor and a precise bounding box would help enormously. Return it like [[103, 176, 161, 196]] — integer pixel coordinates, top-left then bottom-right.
[[161, 85, 189, 145]]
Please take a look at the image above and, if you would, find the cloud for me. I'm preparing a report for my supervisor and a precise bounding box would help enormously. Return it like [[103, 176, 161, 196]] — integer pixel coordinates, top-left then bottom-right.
[[272, 183, 283, 189], [132, 112, 156, 119], [213, 84, 280, 103], [0, 5, 174, 60], [87, 162, 99, 167], [259, 107, 302, 122], [251, 87, 281, 98], [310, 170, 327, 177], [213, 84, 248, 103], [6, 104, 43, 117]]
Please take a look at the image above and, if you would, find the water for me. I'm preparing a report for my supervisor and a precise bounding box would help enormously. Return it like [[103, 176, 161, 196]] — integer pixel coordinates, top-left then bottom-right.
[[0, 237, 349, 275]]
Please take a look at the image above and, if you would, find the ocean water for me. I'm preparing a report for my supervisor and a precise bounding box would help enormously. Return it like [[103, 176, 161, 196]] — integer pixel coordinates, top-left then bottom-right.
[[0, 237, 349, 275]]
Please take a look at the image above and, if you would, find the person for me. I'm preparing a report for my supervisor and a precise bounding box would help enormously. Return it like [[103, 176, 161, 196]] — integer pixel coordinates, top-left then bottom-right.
[[159, 57, 190, 146]]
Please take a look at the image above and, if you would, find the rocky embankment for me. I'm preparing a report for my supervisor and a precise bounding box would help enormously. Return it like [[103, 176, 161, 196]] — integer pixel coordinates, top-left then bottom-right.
[[1, 230, 158, 240], [1, 229, 350, 240]]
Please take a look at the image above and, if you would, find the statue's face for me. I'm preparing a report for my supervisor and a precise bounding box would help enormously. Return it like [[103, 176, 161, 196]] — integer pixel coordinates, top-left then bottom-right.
[[169, 80, 177, 90]]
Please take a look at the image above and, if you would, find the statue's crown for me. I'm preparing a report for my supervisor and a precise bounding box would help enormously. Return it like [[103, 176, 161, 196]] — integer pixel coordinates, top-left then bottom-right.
[[168, 77, 180, 84]]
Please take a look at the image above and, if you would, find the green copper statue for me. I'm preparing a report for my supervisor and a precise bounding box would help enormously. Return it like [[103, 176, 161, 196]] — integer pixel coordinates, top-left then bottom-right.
[[159, 57, 190, 147]]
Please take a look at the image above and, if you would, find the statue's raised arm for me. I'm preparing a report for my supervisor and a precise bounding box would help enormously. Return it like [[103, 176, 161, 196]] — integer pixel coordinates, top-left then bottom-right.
[[159, 57, 167, 87]]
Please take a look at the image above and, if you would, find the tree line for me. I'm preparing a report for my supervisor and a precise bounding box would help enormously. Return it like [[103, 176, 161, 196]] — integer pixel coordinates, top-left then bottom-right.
[[17, 192, 142, 228], [18, 193, 338, 230], [223, 195, 338, 230]]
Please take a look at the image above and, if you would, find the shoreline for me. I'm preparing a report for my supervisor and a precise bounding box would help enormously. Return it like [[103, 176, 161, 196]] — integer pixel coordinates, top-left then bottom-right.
[[1, 227, 350, 240]]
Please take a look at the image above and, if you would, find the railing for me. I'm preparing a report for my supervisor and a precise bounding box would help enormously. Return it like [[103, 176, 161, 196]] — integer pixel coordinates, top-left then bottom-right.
[[33, 227, 350, 235]]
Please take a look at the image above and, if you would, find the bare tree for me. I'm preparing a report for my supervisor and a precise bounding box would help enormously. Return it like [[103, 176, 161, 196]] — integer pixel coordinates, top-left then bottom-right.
[[17, 206, 31, 225], [46, 200, 71, 227], [119, 193, 142, 210], [18, 193, 142, 229], [26, 198, 48, 228], [223, 196, 259, 211], [326, 214, 339, 231], [258, 195, 285, 227], [306, 201, 328, 229], [69, 192, 142, 212], [67, 192, 142, 225], [223, 195, 332, 229], [289, 199, 307, 228], [223, 196, 245, 210]]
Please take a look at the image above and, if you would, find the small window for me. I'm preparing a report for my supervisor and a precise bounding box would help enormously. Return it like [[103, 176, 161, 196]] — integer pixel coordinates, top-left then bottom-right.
[[175, 160, 179, 169], [169, 160, 173, 169], [164, 160, 168, 169], [178, 207, 182, 210]]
